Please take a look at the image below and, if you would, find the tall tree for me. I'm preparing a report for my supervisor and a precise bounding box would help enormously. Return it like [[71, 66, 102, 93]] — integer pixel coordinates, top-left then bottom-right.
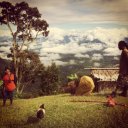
[[0, 1, 49, 93]]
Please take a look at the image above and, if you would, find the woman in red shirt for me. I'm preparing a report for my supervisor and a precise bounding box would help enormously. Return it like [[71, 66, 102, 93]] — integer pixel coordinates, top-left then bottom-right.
[[2, 67, 16, 106]]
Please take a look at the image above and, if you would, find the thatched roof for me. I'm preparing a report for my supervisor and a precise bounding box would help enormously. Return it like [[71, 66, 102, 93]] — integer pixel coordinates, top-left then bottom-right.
[[85, 68, 119, 81]]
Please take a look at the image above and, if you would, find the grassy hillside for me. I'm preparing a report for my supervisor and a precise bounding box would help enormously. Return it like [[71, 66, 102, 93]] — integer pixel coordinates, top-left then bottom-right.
[[0, 94, 128, 128]]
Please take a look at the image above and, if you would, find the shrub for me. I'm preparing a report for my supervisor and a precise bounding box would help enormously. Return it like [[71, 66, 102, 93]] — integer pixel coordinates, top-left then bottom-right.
[[40, 63, 60, 95]]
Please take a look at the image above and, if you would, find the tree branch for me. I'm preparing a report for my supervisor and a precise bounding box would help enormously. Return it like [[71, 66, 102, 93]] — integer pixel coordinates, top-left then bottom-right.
[[35, 31, 39, 40], [19, 35, 25, 51], [6, 15, 14, 37]]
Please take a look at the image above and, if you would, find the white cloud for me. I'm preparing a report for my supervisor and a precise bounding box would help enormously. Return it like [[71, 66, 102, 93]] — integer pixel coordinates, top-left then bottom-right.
[[79, 60, 85, 64], [84, 54, 90, 58], [47, 53, 61, 60], [39, 57, 52, 66], [69, 60, 76, 65], [39, 56, 67, 66], [103, 47, 121, 56], [53, 60, 68, 66], [114, 56, 119, 60], [2, 0, 128, 27], [74, 53, 89, 58], [41, 42, 89, 54], [0, 46, 10, 54], [86, 27, 128, 46], [93, 62, 101, 67], [0, 29, 12, 37], [92, 53, 103, 61], [0, 27, 128, 66], [0, 52, 11, 60]]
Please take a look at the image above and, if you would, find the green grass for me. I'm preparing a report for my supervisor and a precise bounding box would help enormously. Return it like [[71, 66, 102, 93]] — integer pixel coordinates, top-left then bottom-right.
[[0, 93, 128, 128]]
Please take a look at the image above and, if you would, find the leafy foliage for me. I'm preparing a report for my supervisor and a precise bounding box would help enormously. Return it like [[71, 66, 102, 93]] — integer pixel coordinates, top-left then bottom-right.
[[0, 1, 49, 39], [16, 51, 45, 94], [0, 1, 49, 94], [40, 63, 60, 95]]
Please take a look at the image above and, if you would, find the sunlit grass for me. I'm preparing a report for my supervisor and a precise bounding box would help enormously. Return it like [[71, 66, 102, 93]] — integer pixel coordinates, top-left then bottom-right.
[[0, 93, 128, 128]]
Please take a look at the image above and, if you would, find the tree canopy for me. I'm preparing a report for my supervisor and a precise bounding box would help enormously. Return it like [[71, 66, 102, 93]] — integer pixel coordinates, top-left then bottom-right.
[[0, 1, 49, 94], [0, 1, 49, 41]]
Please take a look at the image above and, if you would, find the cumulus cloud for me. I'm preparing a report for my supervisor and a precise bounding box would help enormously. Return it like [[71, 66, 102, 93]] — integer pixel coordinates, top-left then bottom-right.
[[103, 47, 121, 56], [69, 60, 76, 65], [86, 27, 128, 45], [0, 29, 12, 37], [74, 53, 90, 58], [93, 62, 101, 67], [1, 0, 128, 67], [45, 43, 86, 54], [0, 52, 11, 60], [53, 60, 68, 66], [91, 54, 103, 61], [40, 53, 62, 60], [39, 56, 68, 66], [79, 60, 85, 64], [0, 46, 10, 54], [113, 56, 119, 60], [39, 27, 127, 65], [0, 27, 128, 66]]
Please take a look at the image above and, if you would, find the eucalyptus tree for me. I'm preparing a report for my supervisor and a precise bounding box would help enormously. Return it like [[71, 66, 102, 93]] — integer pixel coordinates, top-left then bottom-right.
[[0, 1, 49, 93]]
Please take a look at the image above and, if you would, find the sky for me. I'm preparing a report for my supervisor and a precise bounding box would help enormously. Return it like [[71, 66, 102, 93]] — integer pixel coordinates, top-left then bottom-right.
[[0, 0, 128, 30], [0, 0, 128, 66]]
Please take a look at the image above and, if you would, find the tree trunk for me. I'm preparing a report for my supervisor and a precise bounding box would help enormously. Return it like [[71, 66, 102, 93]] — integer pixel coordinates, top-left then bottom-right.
[[12, 35, 19, 94]]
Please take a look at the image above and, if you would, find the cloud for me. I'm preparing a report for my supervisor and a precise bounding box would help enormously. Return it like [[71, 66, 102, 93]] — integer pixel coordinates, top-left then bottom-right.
[[39, 52, 67, 66], [39, 56, 67, 66], [53, 60, 68, 66], [0, 29, 12, 37], [93, 62, 101, 67], [103, 47, 121, 56], [86, 27, 128, 45], [39, 27, 127, 65], [69, 60, 76, 65], [49, 53, 61, 60], [74, 53, 90, 58], [0, 46, 10, 54], [42, 43, 88, 54], [91, 54, 103, 61], [0, 52, 11, 60], [113, 56, 119, 60], [43, 27, 127, 52], [0, 27, 128, 66], [3, 0, 128, 27]]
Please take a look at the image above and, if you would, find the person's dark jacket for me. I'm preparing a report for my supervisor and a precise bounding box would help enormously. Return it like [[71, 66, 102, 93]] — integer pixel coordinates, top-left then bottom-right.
[[119, 49, 128, 76]]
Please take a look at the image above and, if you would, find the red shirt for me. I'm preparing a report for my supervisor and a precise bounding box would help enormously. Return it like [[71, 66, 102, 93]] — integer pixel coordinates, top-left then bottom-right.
[[3, 73, 16, 91]]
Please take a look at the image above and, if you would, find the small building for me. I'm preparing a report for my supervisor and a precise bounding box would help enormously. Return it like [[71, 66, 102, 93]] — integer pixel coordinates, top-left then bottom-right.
[[84, 68, 119, 92]]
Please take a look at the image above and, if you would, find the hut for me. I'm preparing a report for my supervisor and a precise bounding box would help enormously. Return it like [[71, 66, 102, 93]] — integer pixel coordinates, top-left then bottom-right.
[[84, 68, 119, 92]]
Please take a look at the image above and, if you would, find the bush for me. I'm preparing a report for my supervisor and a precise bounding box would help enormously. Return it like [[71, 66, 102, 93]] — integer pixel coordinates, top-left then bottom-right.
[[40, 63, 60, 95]]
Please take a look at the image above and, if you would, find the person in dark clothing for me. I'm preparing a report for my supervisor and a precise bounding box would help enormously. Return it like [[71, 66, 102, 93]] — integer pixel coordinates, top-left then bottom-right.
[[115, 41, 128, 97]]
